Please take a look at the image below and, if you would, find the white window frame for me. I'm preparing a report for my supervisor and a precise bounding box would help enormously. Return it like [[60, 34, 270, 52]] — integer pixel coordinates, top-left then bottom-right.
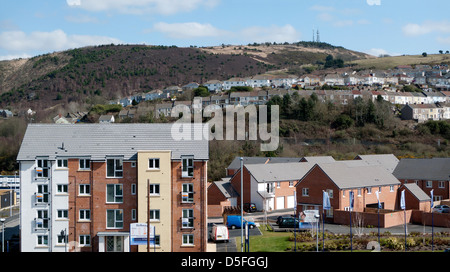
[[79, 209, 91, 221], [181, 156, 194, 178], [182, 234, 194, 246], [37, 184, 49, 203], [36, 159, 49, 178], [106, 209, 123, 229], [57, 184, 68, 194], [149, 184, 160, 196], [438, 181, 445, 188], [426, 181, 433, 188], [37, 235, 48, 246], [182, 183, 194, 203], [106, 184, 123, 203], [79, 159, 91, 170], [36, 209, 49, 229], [106, 158, 123, 178], [302, 188, 309, 197], [131, 184, 136, 195], [57, 159, 68, 169], [79, 184, 90, 196], [57, 209, 68, 219], [148, 158, 160, 170], [79, 235, 91, 246], [182, 209, 194, 228], [149, 209, 160, 222]]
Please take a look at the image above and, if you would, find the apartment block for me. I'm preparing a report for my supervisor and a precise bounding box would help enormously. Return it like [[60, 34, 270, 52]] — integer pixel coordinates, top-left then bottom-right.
[[17, 123, 208, 252]]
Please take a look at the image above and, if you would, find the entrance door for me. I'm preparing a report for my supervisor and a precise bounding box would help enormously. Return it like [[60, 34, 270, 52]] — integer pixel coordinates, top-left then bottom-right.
[[106, 236, 124, 252]]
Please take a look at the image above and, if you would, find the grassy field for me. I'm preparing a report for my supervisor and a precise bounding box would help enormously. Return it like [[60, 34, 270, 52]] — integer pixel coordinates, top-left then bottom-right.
[[349, 53, 450, 70], [242, 226, 450, 252]]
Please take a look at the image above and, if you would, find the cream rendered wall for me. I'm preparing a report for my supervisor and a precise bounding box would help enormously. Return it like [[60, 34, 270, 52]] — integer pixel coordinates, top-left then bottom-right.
[[137, 151, 171, 252]]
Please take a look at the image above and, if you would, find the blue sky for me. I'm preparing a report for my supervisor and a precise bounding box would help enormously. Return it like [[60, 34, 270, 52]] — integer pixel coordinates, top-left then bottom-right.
[[1, 0, 450, 60]]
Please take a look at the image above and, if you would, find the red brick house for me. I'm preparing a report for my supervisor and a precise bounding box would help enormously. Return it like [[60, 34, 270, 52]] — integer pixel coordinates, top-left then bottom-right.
[[295, 161, 401, 223]]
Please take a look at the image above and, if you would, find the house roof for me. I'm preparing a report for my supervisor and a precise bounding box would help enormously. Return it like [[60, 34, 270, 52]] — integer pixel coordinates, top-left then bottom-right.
[[393, 158, 450, 181], [402, 183, 431, 202], [313, 161, 401, 189], [354, 154, 399, 173], [213, 179, 239, 198], [245, 162, 315, 183], [17, 123, 209, 161], [300, 156, 335, 163], [226, 156, 302, 170]]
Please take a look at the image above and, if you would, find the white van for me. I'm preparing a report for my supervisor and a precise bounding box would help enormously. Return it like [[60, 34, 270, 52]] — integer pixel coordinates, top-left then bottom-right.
[[209, 224, 229, 242]]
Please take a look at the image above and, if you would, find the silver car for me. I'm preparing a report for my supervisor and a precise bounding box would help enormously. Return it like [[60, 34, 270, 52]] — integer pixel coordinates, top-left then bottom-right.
[[433, 205, 450, 213]]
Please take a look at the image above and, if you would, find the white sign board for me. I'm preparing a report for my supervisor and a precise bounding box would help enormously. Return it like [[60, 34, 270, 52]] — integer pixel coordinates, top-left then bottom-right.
[[130, 223, 155, 245], [300, 210, 319, 223]]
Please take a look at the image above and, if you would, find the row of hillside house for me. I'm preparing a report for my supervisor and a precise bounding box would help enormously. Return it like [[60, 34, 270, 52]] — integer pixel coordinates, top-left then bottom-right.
[[208, 155, 450, 228], [0, 109, 13, 118], [203, 75, 298, 93], [153, 89, 450, 117], [401, 103, 450, 122], [53, 112, 88, 124], [17, 123, 209, 252]]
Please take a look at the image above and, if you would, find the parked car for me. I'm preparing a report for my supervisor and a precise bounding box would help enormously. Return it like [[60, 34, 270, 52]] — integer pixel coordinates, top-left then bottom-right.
[[243, 203, 257, 213], [209, 224, 229, 242], [277, 216, 300, 228], [226, 215, 256, 229], [433, 205, 450, 213]]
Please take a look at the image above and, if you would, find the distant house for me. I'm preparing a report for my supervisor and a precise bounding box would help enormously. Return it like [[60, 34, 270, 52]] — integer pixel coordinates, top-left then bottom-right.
[[182, 82, 200, 91], [393, 158, 450, 202], [0, 109, 13, 118], [203, 80, 223, 93], [400, 104, 440, 122], [53, 114, 71, 124], [295, 161, 401, 222], [118, 108, 136, 120], [155, 102, 174, 117], [98, 115, 115, 123], [145, 90, 163, 101], [230, 162, 315, 211]]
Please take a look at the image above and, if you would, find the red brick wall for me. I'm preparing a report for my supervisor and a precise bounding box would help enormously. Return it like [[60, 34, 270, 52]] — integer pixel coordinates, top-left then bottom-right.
[[171, 160, 207, 252], [68, 159, 138, 252]]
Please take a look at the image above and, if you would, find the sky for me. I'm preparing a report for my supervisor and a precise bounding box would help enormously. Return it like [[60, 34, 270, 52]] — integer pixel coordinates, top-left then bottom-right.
[[1, 0, 450, 61]]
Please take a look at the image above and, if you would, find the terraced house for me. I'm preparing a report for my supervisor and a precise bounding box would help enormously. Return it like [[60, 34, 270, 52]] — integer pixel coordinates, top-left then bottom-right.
[[17, 123, 209, 252]]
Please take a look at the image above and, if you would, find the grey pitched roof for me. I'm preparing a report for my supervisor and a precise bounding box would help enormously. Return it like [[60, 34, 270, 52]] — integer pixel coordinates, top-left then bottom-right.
[[393, 158, 450, 181], [226, 156, 302, 170], [17, 123, 209, 161], [354, 154, 399, 173], [402, 183, 431, 202], [245, 162, 315, 182], [300, 156, 335, 163], [315, 161, 401, 189], [213, 179, 239, 198]]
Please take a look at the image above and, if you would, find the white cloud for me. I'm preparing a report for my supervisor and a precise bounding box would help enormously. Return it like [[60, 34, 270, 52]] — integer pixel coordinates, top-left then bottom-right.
[[0, 29, 122, 53], [402, 21, 450, 36], [153, 22, 227, 39], [68, 0, 219, 15], [365, 48, 401, 57], [67, 0, 81, 6], [239, 25, 301, 44], [152, 22, 301, 44], [437, 36, 450, 45], [366, 0, 381, 6]]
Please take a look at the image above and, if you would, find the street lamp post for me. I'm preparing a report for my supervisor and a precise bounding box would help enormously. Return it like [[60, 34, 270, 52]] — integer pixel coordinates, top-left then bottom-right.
[[1, 218, 5, 252]]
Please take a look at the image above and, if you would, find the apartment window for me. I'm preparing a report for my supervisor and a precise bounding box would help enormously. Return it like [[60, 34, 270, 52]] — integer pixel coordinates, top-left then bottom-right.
[[327, 189, 334, 199], [181, 156, 194, 178], [182, 234, 194, 246], [36, 209, 49, 229], [438, 181, 445, 188], [37, 184, 49, 203], [79, 209, 91, 221], [131, 209, 136, 221], [107, 209, 123, 229], [37, 235, 48, 246], [57, 184, 68, 194], [149, 184, 160, 196], [276, 182, 281, 188], [289, 181, 294, 187], [390, 185, 394, 192], [79, 159, 90, 170], [357, 189, 362, 196], [57, 209, 68, 219], [57, 159, 68, 168], [182, 183, 194, 203], [150, 209, 160, 221], [57, 234, 67, 245], [302, 188, 309, 197], [148, 158, 160, 170], [79, 235, 91, 246], [36, 159, 49, 178], [106, 158, 123, 178], [107, 184, 123, 203], [426, 181, 433, 188], [182, 209, 194, 228], [79, 184, 90, 196], [131, 184, 136, 195], [367, 187, 372, 194]]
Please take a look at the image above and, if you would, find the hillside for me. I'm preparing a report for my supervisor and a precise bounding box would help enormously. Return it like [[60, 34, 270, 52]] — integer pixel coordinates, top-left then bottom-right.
[[349, 53, 450, 70], [0, 42, 372, 114]]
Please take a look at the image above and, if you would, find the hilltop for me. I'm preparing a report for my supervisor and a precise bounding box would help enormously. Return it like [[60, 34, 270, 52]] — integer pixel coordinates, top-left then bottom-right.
[[0, 42, 372, 114], [349, 53, 450, 70]]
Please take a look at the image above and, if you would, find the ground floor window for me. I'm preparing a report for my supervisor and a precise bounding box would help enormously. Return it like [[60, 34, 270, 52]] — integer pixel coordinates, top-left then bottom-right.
[[182, 234, 194, 246]]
